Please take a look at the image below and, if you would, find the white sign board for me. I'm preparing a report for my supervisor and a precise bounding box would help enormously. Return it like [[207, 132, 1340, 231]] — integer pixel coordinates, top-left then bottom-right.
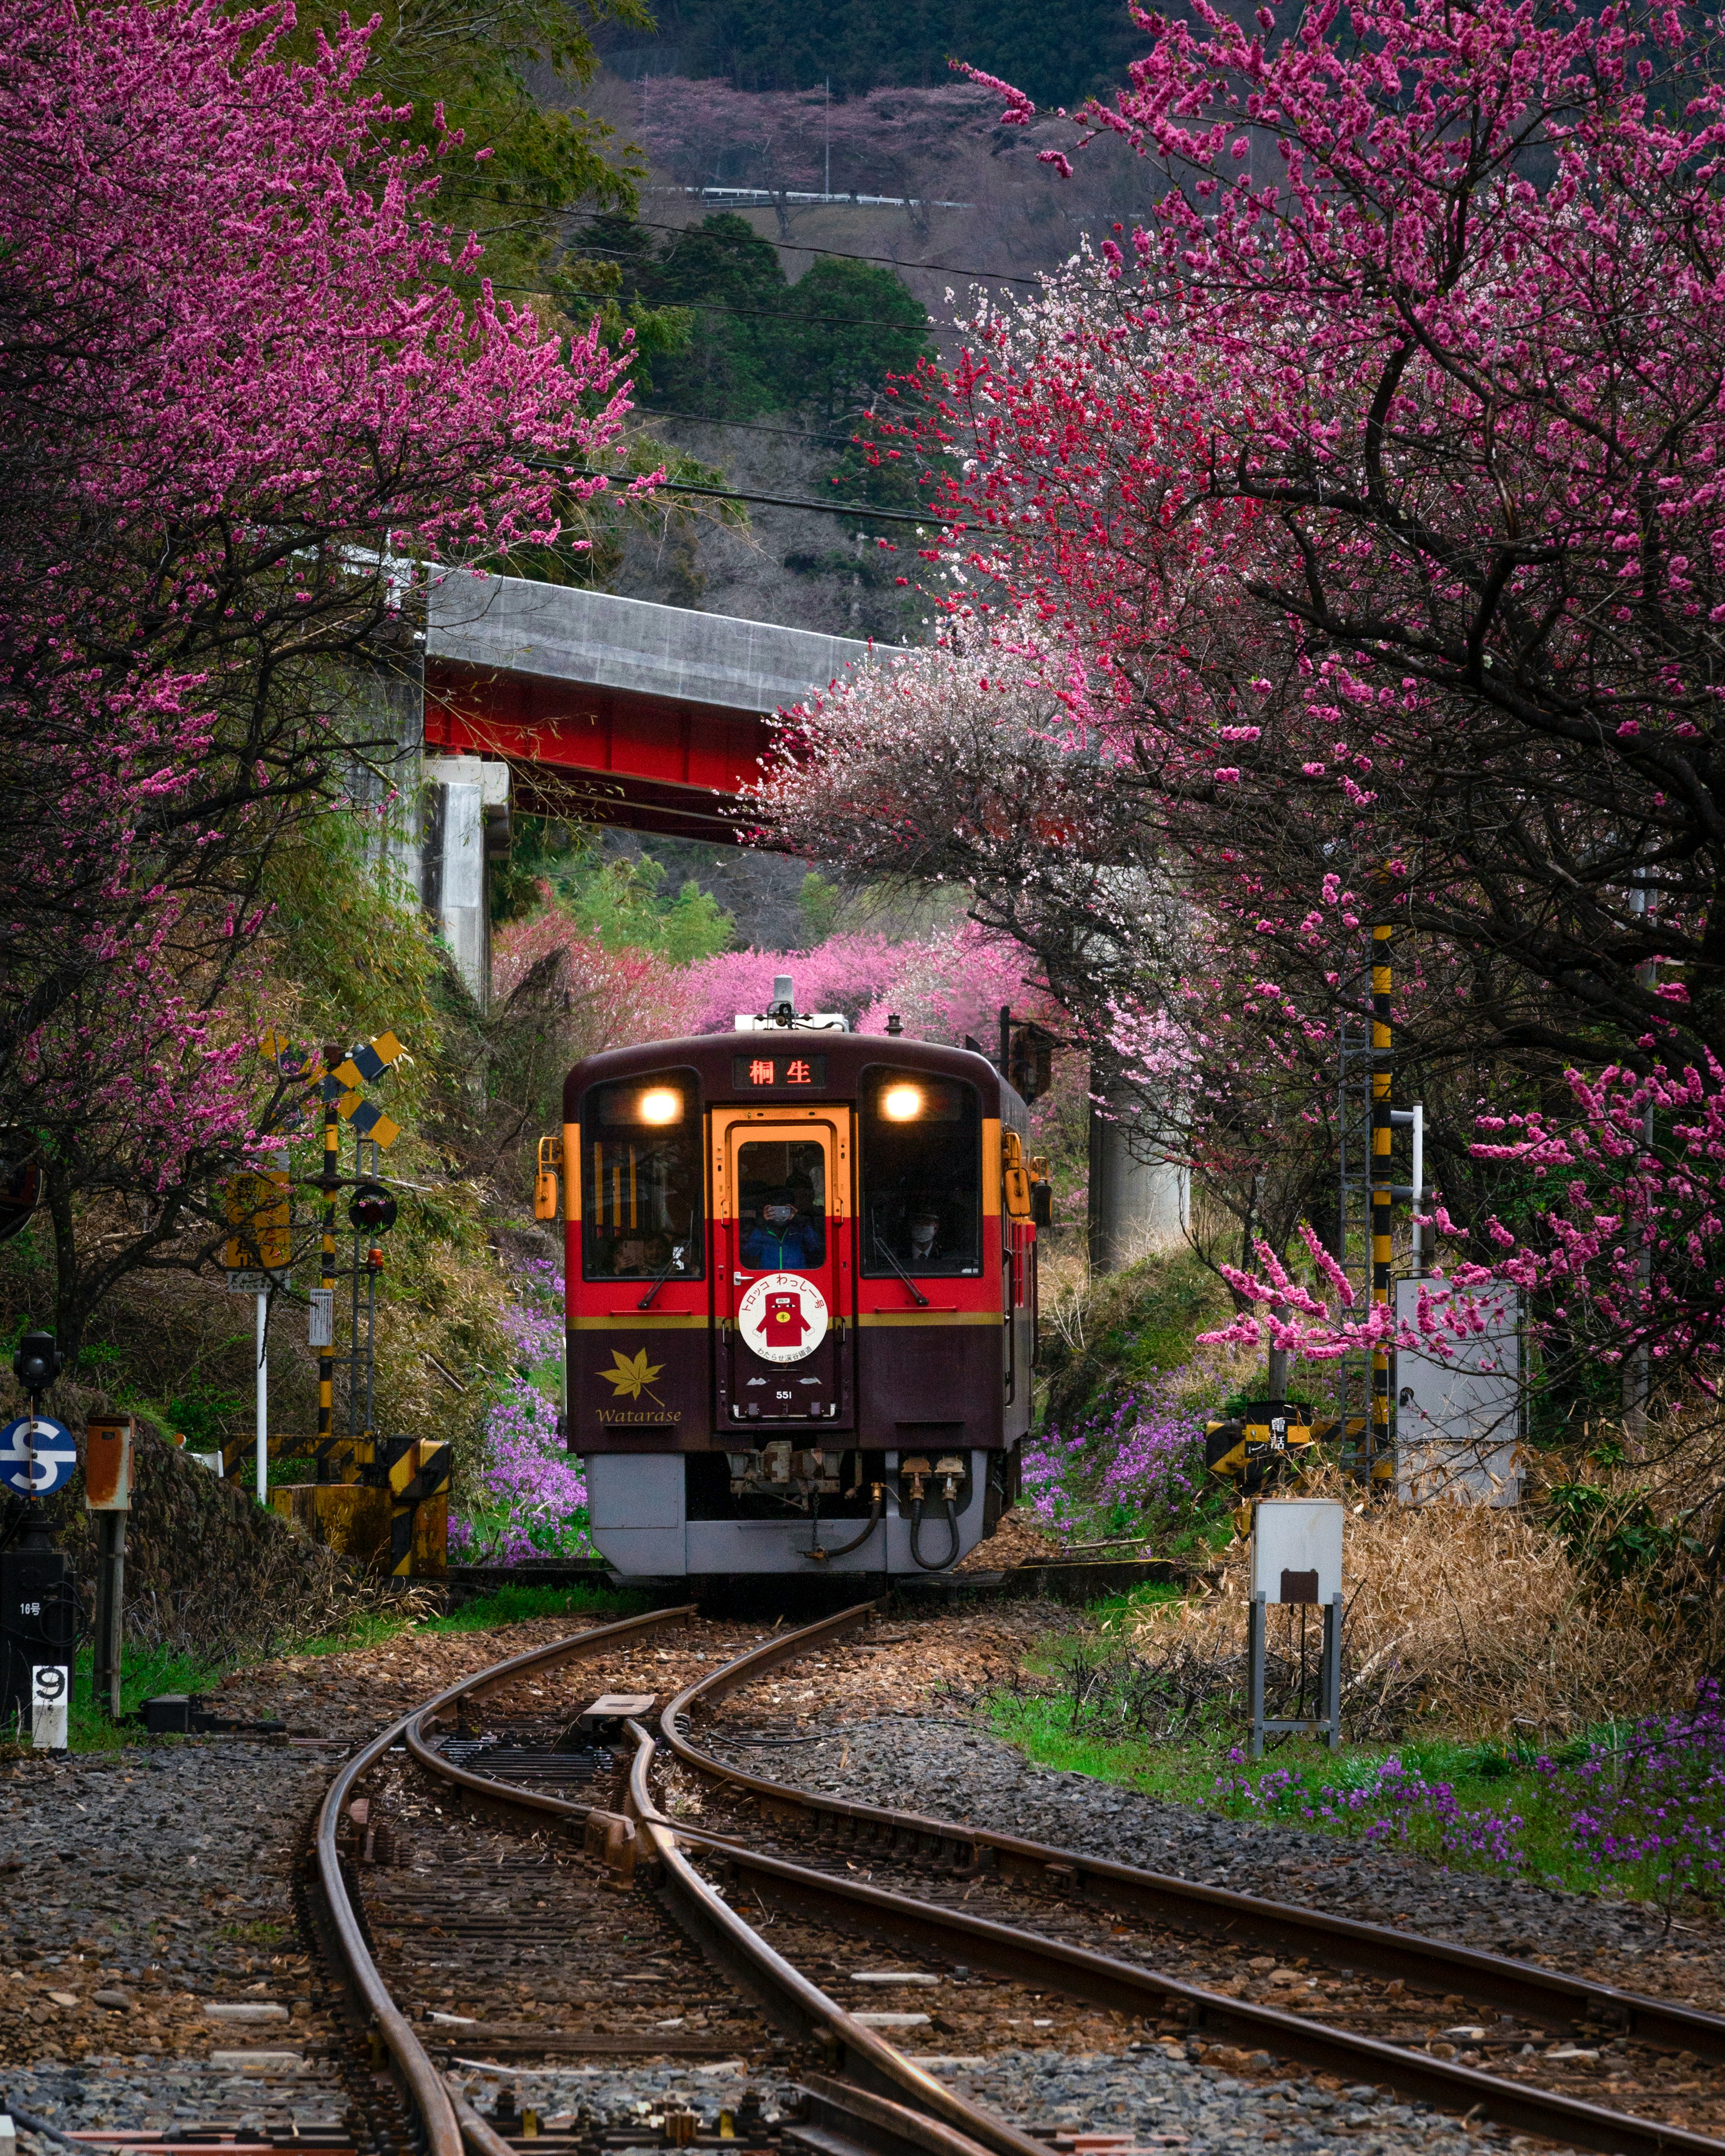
[[31, 1663, 68, 1749], [308, 1288, 334, 1348], [1394, 1279, 1523, 1506], [1251, 1499, 1344, 1606]]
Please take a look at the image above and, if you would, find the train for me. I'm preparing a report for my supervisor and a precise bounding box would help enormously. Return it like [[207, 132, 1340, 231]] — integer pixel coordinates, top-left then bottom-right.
[[542, 981, 1050, 1580]]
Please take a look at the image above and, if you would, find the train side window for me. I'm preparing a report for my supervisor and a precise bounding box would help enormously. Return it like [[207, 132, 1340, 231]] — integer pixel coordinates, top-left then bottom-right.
[[860, 1068, 982, 1277], [581, 1073, 704, 1281]]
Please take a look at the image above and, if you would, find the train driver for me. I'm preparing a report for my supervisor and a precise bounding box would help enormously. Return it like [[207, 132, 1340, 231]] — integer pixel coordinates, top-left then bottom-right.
[[742, 1186, 823, 1271]]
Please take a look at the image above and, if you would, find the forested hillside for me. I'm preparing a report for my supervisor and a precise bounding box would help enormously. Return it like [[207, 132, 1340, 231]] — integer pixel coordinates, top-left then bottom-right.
[[599, 0, 1146, 108]]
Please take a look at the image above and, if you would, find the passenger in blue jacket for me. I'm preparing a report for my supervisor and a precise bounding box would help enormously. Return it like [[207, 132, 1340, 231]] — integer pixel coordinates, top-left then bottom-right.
[[743, 1188, 823, 1270]]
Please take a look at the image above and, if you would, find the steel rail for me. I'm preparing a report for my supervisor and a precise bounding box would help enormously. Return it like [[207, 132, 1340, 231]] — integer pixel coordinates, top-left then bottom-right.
[[622, 1718, 1048, 2156], [660, 1611, 1725, 2063], [311, 1604, 695, 2156], [386, 1603, 1055, 2156], [401, 1602, 1725, 2156], [690, 1826, 1725, 2156]]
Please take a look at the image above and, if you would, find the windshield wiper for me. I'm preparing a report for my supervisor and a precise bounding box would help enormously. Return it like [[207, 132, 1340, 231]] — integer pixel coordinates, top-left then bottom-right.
[[871, 1229, 929, 1307], [638, 1248, 687, 1311]]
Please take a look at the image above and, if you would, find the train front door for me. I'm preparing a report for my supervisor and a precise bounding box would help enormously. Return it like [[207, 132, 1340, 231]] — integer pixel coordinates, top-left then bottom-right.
[[713, 1108, 853, 1431]]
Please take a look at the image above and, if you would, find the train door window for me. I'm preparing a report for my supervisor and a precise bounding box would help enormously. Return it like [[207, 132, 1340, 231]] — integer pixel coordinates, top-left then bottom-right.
[[580, 1072, 704, 1281], [736, 1140, 827, 1271], [859, 1069, 982, 1277]]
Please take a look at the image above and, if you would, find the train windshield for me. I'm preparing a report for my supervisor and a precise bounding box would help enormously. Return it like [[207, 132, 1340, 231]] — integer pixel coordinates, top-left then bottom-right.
[[581, 1073, 704, 1281], [860, 1068, 982, 1277], [736, 1139, 827, 1271]]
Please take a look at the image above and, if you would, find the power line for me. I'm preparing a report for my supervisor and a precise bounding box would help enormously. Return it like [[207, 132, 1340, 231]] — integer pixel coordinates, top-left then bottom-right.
[[497, 276, 956, 336], [450, 182, 1048, 286], [567, 466, 964, 526], [601, 215, 1046, 288]]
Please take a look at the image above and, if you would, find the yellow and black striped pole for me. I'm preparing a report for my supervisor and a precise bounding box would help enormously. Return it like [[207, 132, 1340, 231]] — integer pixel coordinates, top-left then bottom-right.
[[317, 1042, 340, 1483], [1369, 922, 1393, 1487]]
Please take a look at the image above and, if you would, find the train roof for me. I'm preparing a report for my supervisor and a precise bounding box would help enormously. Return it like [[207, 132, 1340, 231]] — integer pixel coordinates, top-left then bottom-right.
[[562, 1031, 1027, 1124]]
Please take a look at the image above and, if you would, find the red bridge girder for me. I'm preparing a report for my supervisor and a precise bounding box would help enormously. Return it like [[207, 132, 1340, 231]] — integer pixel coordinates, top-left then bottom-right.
[[425, 659, 772, 842]]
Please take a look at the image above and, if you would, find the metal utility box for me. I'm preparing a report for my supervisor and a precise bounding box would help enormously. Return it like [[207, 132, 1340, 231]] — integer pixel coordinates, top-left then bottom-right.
[[84, 1417, 133, 1510], [1250, 1498, 1344, 1606], [1393, 1279, 1524, 1505], [1247, 1499, 1345, 1758]]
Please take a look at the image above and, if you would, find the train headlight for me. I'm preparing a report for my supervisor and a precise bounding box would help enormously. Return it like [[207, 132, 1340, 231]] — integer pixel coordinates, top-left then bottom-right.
[[637, 1087, 681, 1125], [882, 1083, 923, 1121]]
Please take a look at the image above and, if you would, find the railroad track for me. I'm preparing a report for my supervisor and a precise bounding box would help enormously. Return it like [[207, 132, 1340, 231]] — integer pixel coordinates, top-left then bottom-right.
[[304, 1599, 1725, 2156]]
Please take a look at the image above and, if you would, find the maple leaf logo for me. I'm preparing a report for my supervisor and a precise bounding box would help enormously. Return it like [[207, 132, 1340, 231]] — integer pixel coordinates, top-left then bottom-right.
[[603, 1347, 665, 1403]]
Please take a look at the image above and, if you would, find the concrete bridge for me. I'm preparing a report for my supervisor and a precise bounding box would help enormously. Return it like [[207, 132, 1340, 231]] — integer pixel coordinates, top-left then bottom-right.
[[361, 571, 1184, 1264], [374, 572, 884, 1008]]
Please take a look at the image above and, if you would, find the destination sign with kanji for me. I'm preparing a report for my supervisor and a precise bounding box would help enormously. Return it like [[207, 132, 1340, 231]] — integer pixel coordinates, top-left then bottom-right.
[[731, 1054, 828, 1090]]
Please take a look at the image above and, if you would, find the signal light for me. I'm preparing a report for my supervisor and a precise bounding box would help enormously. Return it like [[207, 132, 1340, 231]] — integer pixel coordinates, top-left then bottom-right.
[[349, 1183, 398, 1235], [13, 1329, 60, 1397]]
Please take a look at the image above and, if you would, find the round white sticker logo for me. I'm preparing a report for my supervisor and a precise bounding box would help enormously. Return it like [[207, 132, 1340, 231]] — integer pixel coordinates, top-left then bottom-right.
[[738, 1271, 829, 1364]]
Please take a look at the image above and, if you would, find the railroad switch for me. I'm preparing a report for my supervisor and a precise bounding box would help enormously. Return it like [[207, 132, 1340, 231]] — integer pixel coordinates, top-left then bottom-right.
[[582, 1806, 637, 1886], [572, 1691, 656, 1739]]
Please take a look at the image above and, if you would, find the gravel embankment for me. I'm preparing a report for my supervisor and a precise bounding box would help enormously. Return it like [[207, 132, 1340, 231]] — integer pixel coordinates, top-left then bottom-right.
[[0, 1736, 346, 2135], [712, 1715, 1720, 1997], [445, 2045, 1514, 2155]]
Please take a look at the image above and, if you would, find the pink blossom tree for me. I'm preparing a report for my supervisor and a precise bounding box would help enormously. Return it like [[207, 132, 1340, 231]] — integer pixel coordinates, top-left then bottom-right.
[[895, 0, 1725, 1406], [0, 0, 637, 1356]]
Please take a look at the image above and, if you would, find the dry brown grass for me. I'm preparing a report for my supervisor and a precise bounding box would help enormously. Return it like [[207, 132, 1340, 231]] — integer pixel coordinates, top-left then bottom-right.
[[1136, 1469, 1721, 1741]]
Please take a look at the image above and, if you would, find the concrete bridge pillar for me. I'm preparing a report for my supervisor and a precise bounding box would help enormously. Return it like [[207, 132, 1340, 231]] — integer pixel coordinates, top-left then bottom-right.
[[1087, 1089, 1191, 1274], [421, 755, 511, 1013]]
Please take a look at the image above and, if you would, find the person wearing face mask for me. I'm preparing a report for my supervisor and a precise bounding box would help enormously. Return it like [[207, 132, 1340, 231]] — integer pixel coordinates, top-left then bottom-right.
[[908, 1207, 944, 1265], [742, 1187, 823, 1270]]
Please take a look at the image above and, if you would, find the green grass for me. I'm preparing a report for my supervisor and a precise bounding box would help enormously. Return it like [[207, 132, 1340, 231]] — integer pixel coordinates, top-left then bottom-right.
[[67, 1640, 230, 1753], [55, 1579, 641, 1750], [989, 1611, 1715, 1916]]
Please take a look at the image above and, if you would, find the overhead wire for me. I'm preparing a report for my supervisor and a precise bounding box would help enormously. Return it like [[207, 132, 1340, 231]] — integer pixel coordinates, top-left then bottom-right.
[[582, 215, 1046, 287], [442, 180, 1050, 286], [491, 277, 964, 336], [557, 466, 965, 526]]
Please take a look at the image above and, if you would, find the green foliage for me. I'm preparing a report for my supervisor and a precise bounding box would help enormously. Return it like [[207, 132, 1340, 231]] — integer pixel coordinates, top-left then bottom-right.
[[500, 823, 736, 961], [281, 0, 651, 287], [65, 1641, 228, 1753], [1544, 1480, 1703, 1585], [428, 1580, 647, 1628], [571, 212, 789, 418], [155, 1374, 249, 1453], [775, 258, 933, 429], [1039, 1253, 1235, 1435], [798, 871, 840, 944], [566, 213, 931, 431], [258, 798, 440, 1059], [824, 399, 951, 538], [626, 0, 1147, 108], [567, 857, 734, 962], [551, 257, 695, 401]]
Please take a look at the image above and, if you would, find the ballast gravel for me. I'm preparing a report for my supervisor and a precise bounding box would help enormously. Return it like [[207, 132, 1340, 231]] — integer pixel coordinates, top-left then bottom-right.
[[715, 1715, 1718, 1998], [0, 1736, 348, 2134], [443, 2049, 1521, 2156]]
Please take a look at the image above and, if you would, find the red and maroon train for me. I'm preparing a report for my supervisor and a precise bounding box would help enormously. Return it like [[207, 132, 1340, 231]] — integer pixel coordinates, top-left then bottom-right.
[[548, 994, 1047, 1579]]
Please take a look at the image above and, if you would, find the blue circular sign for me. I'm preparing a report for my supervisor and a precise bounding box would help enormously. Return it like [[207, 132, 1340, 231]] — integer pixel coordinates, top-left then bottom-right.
[[0, 1415, 76, 1497]]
